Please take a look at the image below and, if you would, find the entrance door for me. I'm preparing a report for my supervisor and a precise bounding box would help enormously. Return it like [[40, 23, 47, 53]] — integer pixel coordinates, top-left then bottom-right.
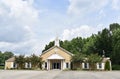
[[52, 62, 61, 69]]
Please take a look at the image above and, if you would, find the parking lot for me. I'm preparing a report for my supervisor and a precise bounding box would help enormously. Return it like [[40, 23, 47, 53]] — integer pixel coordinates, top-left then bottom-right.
[[0, 70, 120, 79]]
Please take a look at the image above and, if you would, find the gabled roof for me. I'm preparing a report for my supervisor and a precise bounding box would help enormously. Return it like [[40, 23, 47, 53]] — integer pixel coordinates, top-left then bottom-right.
[[102, 57, 110, 63], [6, 57, 15, 62], [41, 46, 73, 56]]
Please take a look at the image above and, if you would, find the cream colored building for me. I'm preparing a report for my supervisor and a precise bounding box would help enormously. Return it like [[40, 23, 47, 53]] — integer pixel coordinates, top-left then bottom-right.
[[5, 37, 112, 70], [40, 37, 73, 70], [5, 57, 16, 69], [5, 57, 31, 69], [81, 57, 112, 70]]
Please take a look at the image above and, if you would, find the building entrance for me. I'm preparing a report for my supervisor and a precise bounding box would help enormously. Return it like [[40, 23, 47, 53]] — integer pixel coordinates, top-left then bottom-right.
[[52, 62, 61, 69], [50, 60, 61, 70]]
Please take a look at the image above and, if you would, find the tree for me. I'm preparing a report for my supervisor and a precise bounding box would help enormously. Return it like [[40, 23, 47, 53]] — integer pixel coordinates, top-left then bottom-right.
[[25, 56, 31, 63], [0, 51, 3, 65], [71, 53, 86, 69], [72, 53, 86, 63], [88, 54, 102, 70], [61, 37, 84, 54], [61, 40, 72, 52], [42, 41, 54, 52], [39, 57, 43, 69], [111, 29, 120, 65], [95, 28, 112, 57], [0, 51, 14, 66], [4, 51, 14, 60], [110, 23, 120, 32], [15, 55, 25, 69], [82, 35, 97, 55], [30, 54, 43, 69]]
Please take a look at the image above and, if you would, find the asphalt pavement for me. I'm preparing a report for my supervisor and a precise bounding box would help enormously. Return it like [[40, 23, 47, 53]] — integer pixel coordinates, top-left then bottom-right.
[[0, 70, 120, 79]]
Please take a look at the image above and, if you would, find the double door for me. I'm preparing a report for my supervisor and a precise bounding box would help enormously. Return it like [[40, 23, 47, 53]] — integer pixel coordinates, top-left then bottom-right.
[[52, 62, 61, 69]]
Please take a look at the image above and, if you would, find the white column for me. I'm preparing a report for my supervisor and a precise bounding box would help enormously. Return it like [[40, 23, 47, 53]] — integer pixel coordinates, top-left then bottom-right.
[[87, 63, 89, 69], [61, 60, 62, 70], [82, 63, 84, 69], [29, 62, 32, 68], [48, 60, 50, 70], [110, 61, 112, 71], [42, 62, 45, 70], [68, 62, 70, 69], [102, 63, 105, 70], [96, 63, 99, 69], [5, 62, 7, 70], [25, 62, 28, 68], [63, 60, 66, 69], [47, 60, 49, 70]]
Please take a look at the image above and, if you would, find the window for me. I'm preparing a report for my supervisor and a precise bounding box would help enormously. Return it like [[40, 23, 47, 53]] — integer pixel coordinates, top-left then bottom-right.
[[45, 62, 47, 68], [28, 62, 30, 68], [84, 63, 87, 69], [66, 63, 69, 68], [99, 63, 102, 68], [13, 63, 16, 68]]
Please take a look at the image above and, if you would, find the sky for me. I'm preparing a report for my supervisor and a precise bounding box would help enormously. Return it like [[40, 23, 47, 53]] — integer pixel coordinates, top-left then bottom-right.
[[0, 0, 120, 55]]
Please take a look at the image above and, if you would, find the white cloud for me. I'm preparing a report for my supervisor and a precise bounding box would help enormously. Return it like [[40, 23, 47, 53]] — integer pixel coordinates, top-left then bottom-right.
[[112, 0, 120, 10], [68, 0, 108, 16], [0, 39, 40, 55], [0, 0, 43, 55], [62, 25, 105, 40], [0, 0, 119, 55], [0, 0, 39, 26], [98, 9, 106, 19]]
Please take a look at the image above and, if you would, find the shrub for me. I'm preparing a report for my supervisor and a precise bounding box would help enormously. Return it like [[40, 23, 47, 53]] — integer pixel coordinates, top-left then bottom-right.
[[112, 65, 120, 70], [105, 61, 110, 70]]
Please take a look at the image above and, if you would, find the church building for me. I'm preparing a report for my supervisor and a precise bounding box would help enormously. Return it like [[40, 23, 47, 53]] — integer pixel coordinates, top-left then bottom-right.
[[40, 37, 73, 70], [5, 37, 112, 70]]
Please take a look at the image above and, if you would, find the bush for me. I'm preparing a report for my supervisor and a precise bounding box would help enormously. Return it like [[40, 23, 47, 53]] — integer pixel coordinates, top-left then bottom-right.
[[105, 61, 110, 70], [112, 65, 120, 70]]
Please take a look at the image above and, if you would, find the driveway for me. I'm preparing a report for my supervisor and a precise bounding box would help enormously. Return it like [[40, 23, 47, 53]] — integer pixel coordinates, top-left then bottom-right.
[[0, 70, 120, 79]]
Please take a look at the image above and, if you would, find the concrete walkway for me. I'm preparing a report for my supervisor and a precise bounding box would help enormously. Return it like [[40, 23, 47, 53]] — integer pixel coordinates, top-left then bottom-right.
[[0, 70, 120, 79]]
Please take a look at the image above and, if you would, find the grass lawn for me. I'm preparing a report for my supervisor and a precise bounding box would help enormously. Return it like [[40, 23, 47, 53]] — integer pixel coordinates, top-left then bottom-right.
[[0, 66, 4, 69]]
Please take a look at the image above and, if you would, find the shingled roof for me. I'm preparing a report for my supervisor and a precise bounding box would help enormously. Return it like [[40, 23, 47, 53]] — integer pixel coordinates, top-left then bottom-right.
[[102, 57, 110, 63], [6, 57, 15, 62]]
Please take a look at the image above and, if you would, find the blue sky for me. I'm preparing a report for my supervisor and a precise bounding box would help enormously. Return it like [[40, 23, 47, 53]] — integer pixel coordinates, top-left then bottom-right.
[[0, 0, 120, 55]]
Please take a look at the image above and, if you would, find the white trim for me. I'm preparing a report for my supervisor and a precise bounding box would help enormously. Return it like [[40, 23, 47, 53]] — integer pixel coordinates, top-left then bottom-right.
[[63, 60, 66, 69], [82, 63, 84, 69], [47, 53, 64, 60], [25, 62, 28, 68], [110, 61, 112, 71], [82, 63, 89, 69], [102, 63, 105, 70], [47, 60, 49, 70], [96, 63, 102, 70], [11, 62, 14, 68]]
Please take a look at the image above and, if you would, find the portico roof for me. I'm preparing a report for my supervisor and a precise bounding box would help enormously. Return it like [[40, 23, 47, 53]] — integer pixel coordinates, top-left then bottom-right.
[[47, 53, 64, 59]]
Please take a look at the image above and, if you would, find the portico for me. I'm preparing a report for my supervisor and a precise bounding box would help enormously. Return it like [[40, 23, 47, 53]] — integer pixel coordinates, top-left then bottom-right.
[[46, 53, 65, 70]]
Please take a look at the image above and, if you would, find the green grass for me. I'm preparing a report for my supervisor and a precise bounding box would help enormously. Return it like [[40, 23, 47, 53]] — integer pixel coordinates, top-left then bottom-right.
[[0, 66, 4, 69]]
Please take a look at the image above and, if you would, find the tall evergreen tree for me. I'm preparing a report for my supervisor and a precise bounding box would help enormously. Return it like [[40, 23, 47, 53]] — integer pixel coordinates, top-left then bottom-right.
[[95, 28, 112, 57]]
